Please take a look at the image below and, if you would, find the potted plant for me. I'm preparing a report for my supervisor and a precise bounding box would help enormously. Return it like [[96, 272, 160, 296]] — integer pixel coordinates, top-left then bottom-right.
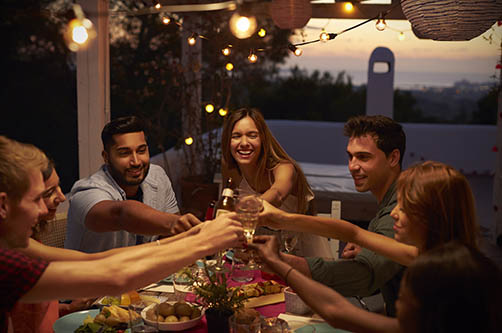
[[182, 263, 248, 333]]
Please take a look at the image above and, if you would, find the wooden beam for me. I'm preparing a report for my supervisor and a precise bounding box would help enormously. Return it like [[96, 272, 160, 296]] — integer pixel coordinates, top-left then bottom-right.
[[311, 2, 406, 20], [247, 0, 406, 20], [76, 0, 110, 178]]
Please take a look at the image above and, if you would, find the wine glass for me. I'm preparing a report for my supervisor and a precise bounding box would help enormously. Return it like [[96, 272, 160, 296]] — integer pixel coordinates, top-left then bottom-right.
[[281, 230, 299, 253], [235, 192, 263, 269]]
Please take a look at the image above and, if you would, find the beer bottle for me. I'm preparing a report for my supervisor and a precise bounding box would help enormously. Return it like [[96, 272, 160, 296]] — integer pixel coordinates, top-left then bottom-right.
[[214, 178, 235, 217]]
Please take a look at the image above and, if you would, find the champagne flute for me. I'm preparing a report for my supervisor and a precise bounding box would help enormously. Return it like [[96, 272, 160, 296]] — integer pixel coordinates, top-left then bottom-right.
[[281, 230, 299, 253], [235, 193, 263, 269]]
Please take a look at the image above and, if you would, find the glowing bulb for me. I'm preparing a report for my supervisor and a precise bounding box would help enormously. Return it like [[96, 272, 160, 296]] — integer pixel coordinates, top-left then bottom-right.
[[375, 19, 386, 31], [222, 47, 231, 56], [344, 2, 354, 12], [162, 17, 170, 25], [219, 108, 228, 116], [185, 137, 194, 145], [229, 12, 257, 39], [225, 62, 234, 71], [398, 32, 405, 41], [72, 25, 88, 44], [205, 104, 214, 113], [155, 3, 161, 9], [320, 30, 330, 42], [248, 52, 258, 63], [288, 44, 303, 57], [188, 36, 196, 46], [258, 28, 266, 37]]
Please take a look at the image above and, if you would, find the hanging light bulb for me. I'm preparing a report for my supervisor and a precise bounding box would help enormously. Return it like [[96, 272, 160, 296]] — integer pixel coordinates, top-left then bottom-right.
[[222, 47, 231, 56], [398, 31, 405, 41], [288, 44, 303, 57], [155, 3, 161, 10], [219, 108, 228, 116], [225, 62, 234, 71], [185, 137, 194, 145], [344, 2, 354, 12], [205, 104, 215, 113], [229, 11, 257, 39], [65, 4, 96, 52], [162, 16, 171, 25], [258, 28, 266, 37], [248, 50, 258, 63], [187, 34, 197, 46], [375, 13, 387, 31], [320, 30, 330, 42]]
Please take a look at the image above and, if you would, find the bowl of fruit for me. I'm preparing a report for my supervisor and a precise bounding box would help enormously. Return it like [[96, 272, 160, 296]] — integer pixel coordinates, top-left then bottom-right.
[[141, 301, 204, 331]]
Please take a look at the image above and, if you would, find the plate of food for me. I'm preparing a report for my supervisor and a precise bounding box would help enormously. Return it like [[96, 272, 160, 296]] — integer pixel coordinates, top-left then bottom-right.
[[141, 301, 204, 331], [53, 309, 100, 333], [55, 305, 141, 332]]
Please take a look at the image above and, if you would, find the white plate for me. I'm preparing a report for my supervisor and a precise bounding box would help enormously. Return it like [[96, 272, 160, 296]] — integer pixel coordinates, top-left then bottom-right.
[[141, 302, 205, 331]]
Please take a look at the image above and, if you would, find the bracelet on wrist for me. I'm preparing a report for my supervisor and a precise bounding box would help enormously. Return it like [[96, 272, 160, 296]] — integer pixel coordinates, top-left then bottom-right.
[[284, 267, 295, 285]]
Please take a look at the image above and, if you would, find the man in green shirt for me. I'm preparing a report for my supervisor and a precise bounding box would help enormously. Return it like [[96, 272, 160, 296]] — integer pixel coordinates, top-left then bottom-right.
[[279, 115, 406, 316]]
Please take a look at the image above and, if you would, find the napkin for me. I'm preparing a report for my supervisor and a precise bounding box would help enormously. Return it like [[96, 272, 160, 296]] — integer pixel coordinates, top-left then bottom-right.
[[278, 314, 351, 333], [141, 283, 174, 293]]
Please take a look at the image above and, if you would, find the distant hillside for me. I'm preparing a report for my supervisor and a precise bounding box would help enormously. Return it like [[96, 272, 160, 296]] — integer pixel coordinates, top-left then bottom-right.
[[402, 80, 497, 123]]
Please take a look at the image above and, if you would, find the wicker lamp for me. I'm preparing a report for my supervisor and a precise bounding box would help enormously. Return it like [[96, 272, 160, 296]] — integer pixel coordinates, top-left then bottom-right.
[[401, 0, 502, 41], [270, 0, 312, 29]]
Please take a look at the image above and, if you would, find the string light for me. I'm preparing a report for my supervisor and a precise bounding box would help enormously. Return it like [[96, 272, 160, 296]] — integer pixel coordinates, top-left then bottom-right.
[[320, 30, 330, 42], [221, 46, 231, 56], [225, 62, 234, 71], [185, 137, 194, 145], [288, 44, 303, 57], [65, 4, 96, 52], [398, 31, 405, 41], [375, 13, 387, 31], [248, 50, 258, 63], [187, 34, 197, 46], [162, 16, 170, 25], [229, 12, 257, 39], [344, 2, 354, 12], [219, 108, 228, 116], [258, 28, 266, 37], [205, 104, 214, 113]]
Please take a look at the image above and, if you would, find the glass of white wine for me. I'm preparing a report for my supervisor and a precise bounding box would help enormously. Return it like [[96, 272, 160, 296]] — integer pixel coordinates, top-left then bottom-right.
[[235, 192, 263, 270], [281, 230, 299, 253]]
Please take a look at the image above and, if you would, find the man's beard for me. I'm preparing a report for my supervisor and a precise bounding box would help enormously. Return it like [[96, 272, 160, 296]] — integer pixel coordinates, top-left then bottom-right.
[[108, 161, 150, 187]]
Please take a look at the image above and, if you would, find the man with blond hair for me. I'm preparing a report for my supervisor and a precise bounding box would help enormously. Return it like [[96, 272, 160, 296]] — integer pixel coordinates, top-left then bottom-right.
[[0, 136, 244, 332]]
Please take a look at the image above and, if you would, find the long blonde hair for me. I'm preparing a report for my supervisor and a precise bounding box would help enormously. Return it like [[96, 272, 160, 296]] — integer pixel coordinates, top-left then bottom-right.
[[221, 108, 313, 214]]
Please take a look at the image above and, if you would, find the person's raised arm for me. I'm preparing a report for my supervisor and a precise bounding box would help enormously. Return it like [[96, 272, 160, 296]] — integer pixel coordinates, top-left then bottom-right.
[[18, 225, 204, 263], [259, 200, 418, 266], [20, 213, 244, 302], [260, 163, 295, 208], [249, 236, 400, 333], [85, 200, 200, 236]]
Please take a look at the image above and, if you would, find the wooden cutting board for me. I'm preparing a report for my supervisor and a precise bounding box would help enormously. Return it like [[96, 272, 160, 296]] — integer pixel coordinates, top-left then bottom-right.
[[244, 292, 285, 308]]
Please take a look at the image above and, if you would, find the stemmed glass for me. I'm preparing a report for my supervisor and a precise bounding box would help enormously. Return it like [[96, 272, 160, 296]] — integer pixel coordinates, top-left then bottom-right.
[[235, 192, 263, 270], [281, 230, 299, 253]]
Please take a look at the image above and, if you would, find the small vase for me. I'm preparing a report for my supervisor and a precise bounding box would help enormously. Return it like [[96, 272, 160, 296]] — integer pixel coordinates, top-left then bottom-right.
[[205, 308, 233, 333]]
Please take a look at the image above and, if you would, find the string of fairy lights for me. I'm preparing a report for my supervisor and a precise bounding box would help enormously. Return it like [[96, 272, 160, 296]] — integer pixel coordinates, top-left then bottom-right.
[[65, 1, 405, 145]]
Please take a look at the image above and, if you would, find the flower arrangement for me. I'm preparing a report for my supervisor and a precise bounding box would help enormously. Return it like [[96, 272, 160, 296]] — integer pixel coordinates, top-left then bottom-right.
[[183, 263, 248, 315]]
